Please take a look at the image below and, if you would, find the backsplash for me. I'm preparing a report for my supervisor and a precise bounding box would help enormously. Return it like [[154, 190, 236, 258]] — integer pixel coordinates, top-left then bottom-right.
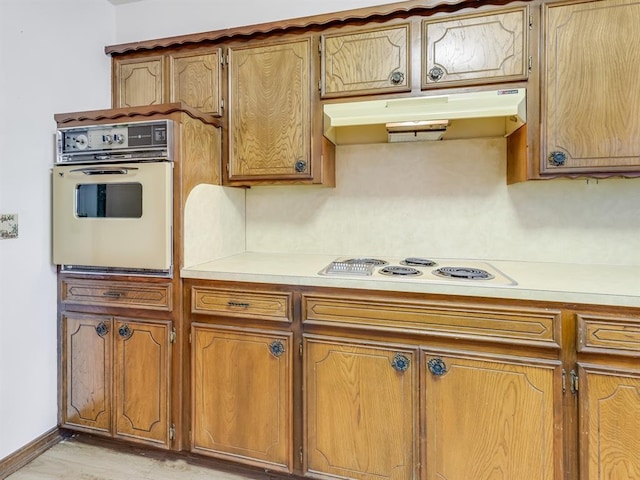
[[244, 138, 640, 266]]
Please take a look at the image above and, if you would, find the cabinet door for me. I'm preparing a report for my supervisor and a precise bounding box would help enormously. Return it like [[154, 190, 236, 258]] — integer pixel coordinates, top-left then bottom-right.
[[61, 314, 112, 434], [191, 324, 293, 472], [578, 364, 640, 480], [113, 56, 165, 108], [543, 0, 640, 174], [424, 352, 562, 480], [113, 318, 171, 448], [170, 48, 223, 116], [321, 23, 410, 97], [304, 336, 417, 480], [228, 38, 311, 181], [422, 6, 528, 88]]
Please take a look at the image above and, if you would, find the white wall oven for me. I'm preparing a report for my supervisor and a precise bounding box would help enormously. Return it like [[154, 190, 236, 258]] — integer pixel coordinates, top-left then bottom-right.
[[53, 120, 174, 276]]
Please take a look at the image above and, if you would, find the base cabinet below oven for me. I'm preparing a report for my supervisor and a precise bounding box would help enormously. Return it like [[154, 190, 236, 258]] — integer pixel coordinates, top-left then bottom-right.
[[61, 312, 173, 448]]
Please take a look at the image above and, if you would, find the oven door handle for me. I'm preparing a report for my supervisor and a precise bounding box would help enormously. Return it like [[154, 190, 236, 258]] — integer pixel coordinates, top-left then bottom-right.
[[70, 167, 139, 175]]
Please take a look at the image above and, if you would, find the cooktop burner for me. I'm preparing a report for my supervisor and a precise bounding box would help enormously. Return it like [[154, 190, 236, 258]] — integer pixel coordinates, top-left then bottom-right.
[[379, 266, 423, 277], [343, 258, 388, 266], [432, 266, 494, 280], [401, 257, 437, 267]]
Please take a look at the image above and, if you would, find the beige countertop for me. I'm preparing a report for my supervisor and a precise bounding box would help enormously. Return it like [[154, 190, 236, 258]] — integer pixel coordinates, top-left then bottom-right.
[[181, 252, 640, 308]]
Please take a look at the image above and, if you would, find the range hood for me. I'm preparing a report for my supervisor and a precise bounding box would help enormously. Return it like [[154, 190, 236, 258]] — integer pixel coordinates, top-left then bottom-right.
[[323, 88, 526, 144]]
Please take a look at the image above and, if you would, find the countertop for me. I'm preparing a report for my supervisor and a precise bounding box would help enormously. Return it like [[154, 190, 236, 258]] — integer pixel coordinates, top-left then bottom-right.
[[181, 252, 640, 308]]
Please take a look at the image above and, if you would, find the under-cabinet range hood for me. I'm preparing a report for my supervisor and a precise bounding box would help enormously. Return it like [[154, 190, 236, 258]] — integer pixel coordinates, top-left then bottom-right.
[[323, 88, 526, 144]]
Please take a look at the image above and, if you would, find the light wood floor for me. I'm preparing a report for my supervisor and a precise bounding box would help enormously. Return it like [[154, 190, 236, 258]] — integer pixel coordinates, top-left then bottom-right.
[[6, 439, 252, 480]]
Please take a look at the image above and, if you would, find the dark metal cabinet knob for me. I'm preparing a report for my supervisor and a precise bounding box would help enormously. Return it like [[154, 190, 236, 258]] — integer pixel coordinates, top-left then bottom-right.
[[548, 151, 567, 167], [269, 340, 285, 357], [390, 71, 405, 85], [118, 324, 132, 339], [427, 358, 447, 376], [391, 353, 410, 372], [295, 160, 307, 173], [95, 322, 109, 337], [428, 66, 444, 82]]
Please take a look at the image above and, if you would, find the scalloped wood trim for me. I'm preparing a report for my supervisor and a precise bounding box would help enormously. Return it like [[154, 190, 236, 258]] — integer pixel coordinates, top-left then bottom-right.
[[54, 102, 221, 127], [105, 0, 483, 54]]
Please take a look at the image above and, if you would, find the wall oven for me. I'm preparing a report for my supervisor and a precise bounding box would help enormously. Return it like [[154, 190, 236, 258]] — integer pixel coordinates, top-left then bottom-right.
[[53, 120, 174, 276]]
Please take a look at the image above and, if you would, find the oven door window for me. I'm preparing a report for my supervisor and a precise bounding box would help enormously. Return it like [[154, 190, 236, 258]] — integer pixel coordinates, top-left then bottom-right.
[[76, 183, 143, 218]]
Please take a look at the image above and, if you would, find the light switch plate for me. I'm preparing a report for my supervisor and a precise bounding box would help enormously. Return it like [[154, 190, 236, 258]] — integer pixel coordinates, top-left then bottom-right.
[[0, 214, 18, 239]]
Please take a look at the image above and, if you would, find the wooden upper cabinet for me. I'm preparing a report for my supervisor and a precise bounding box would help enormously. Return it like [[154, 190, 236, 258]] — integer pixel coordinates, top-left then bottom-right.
[[113, 56, 165, 108], [578, 364, 640, 480], [424, 352, 562, 480], [542, 0, 640, 175], [422, 6, 529, 88], [321, 23, 410, 98], [228, 36, 333, 186], [169, 48, 223, 116]]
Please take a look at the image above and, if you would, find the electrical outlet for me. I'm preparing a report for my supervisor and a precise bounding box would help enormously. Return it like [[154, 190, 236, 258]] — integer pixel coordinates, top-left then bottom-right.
[[0, 214, 18, 239]]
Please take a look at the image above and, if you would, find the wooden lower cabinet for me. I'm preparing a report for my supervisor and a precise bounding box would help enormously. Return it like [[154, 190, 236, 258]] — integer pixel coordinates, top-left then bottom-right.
[[191, 323, 293, 472], [303, 335, 417, 480], [61, 313, 172, 448], [423, 351, 563, 480], [578, 365, 640, 480]]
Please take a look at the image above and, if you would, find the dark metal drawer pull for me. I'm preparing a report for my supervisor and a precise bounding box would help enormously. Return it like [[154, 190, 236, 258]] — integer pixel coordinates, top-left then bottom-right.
[[227, 301, 250, 308], [103, 291, 124, 298]]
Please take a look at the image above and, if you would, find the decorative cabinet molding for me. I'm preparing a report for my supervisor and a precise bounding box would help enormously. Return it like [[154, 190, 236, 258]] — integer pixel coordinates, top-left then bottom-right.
[[113, 56, 165, 108], [321, 23, 410, 98], [61, 313, 172, 448], [422, 6, 528, 88], [303, 335, 417, 480], [169, 48, 223, 116], [543, 0, 640, 175]]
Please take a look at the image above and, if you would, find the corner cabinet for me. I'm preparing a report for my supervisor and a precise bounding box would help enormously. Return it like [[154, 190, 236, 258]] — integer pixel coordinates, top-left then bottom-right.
[[422, 6, 529, 88], [542, 0, 640, 176], [227, 36, 334, 186]]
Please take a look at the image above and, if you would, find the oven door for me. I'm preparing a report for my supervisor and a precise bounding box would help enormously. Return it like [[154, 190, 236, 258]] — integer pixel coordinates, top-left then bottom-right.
[[52, 161, 172, 274]]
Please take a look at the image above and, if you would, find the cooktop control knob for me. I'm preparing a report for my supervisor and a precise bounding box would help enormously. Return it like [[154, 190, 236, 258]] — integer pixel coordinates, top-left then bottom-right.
[[114, 133, 125, 144], [75, 134, 88, 150], [102, 134, 113, 144]]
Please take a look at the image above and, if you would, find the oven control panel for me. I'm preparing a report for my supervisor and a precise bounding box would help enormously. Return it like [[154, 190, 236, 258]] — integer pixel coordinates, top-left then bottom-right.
[[57, 120, 173, 163]]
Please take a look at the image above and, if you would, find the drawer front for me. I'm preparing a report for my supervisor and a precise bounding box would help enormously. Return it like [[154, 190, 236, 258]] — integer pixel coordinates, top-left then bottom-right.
[[303, 295, 561, 348], [62, 280, 172, 311], [192, 287, 292, 322], [577, 314, 640, 356]]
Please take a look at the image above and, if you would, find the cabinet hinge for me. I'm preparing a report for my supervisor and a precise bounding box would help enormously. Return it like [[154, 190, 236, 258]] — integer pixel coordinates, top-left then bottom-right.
[[220, 99, 225, 110], [299, 340, 303, 357], [318, 80, 322, 93], [562, 369, 566, 394], [169, 424, 176, 441], [528, 55, 533, 72], [529, 13, 533, 29], [189, 333, 192, 344], [169, 328, 176, 344], [299, 446, 303, 465], [319, 41, 323, 56], [570, 370, 579, 394]]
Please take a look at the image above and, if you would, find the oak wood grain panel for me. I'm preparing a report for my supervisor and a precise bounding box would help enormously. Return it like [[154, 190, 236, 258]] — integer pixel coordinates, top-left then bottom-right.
[[191, 324, 293, 472], [304, 335, 417, 480], [578, 364, 640, 480], [114, 56, 165, 108], [61, 314, 112, 434], [424, 351, 562, 480], [192, 287, 292, 322], [577, 314, 640, 357], [228, 38, 311, 180], [61, 279, 172, 311], [543, 0, 640, 173], [303, 295, 561, 348], [113, 319, 171, 448], [422, 6, 528, 88], [322, 23, 410, 97], [170, 48, 222, 116]]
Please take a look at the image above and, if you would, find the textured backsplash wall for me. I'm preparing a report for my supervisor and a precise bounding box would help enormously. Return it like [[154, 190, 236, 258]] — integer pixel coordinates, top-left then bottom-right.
[[244, 138, 640, 266]]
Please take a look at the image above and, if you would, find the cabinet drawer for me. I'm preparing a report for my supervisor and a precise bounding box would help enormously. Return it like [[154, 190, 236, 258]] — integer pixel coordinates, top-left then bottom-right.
[[61, 280, 172, 311], [303, 295, 561, 348], [192, 287, 292, 322], [577, 314, 640, 357]]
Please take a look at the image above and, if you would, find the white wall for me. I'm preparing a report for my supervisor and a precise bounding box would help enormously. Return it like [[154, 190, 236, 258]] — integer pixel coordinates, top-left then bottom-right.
[[0, 0, 113, 461]]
